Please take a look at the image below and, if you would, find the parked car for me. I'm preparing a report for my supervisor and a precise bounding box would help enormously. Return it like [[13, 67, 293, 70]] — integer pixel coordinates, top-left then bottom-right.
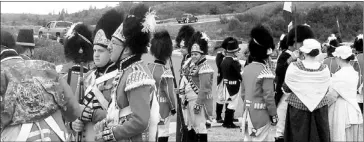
[[38, 21, 73, 43], [176, 13, 198, 24]]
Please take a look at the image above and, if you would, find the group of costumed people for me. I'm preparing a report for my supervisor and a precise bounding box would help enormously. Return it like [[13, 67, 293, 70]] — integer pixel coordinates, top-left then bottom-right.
[[1, 3, 364, 142], [1, 4, 175, 142]]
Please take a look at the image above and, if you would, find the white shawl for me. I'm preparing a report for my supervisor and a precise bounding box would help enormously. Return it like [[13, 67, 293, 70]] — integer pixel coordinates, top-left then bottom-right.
[[285, 62, 331, 112], [330, 66, 362, 114]]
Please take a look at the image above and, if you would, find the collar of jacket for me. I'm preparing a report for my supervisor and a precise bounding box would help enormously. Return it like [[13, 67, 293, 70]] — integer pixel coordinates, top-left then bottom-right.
[[117, 54, 142, 70], [0, 49, 21, 61], [154, 59, 166, 65]]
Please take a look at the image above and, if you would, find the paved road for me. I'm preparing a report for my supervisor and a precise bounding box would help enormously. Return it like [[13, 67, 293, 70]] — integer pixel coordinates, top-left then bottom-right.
[[159, 18, 220, 26]]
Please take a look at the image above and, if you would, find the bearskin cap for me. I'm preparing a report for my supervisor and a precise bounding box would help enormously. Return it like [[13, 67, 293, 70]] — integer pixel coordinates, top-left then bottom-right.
[[121, 3, 153, 55], [63, 23, 94, 64], [287, 24, 315, 46], [353, 34, 363, 53], [1, 30, 16, 49], [150, 30, 173, 61], [248, 24, 275, 63], [93, 9, 125, 48], [279, 34, 288, 50], [188, 31, 209, 55], [176, 25, 195, 49]]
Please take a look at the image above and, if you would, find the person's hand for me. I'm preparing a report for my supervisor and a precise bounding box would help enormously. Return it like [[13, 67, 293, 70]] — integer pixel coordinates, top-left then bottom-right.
[[94, 119, 107, 133], [193, 103, 203, 114], [270, 115, 278, 126], [71, 119, 84, 132], [170, 109, 177, 115], [94, 132, 104, 142]]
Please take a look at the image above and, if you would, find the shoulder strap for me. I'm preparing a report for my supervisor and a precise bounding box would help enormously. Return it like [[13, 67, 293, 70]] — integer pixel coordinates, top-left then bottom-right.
[[66, 68, 72, 85], [16, 123, 33, 141]]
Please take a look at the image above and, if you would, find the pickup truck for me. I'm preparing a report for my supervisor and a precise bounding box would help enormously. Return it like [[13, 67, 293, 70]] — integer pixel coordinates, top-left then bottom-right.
[[38, 21, 73, 43], [176, 13, 198, 24]]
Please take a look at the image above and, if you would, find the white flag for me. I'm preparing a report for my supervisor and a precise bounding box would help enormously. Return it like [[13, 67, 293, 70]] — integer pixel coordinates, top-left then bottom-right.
[[283, 2, 292, 13]]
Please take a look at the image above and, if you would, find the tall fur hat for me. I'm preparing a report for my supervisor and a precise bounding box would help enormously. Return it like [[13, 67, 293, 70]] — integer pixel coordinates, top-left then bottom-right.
[[287, 24, 315, 46], [188, 31, 209, 55], [353, 34, 363, 53], [93, 9, 125, 48], [248, 24, 275, 63], [1, 30, 16, 49], [63, 22, 94, 64], [175, 25, 195, 49], [116, 3, 155, 55], [150, 30, 173, 61]]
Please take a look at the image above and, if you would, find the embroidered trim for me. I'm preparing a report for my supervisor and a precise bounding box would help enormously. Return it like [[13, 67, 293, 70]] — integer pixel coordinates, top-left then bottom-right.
[[198, 63, 214, 74], [161, 69, 174, 79], [80, 106, 94, 122], [102, 127, 117, 141], [257, 67, 275, 79], [293, 61, 326, 72], [125, 64, 155, 92]]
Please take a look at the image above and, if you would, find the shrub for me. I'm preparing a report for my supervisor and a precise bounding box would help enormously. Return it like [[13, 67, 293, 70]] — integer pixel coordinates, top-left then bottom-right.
[[219, 16, 229, 24], [227, 18, 242, 31], [33, 38, 67, 65]]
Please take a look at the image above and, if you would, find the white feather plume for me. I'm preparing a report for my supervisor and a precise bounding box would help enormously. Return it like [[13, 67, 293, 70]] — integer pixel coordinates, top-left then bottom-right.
[[201, 32, 210, 42], [141, 8, 157, 33], [357, 34, 363, 40]]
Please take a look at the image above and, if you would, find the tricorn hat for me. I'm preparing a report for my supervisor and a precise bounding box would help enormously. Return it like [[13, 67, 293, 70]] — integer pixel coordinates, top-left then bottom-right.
[[16, 29, 35, 47], [222, 37, 240, 53]]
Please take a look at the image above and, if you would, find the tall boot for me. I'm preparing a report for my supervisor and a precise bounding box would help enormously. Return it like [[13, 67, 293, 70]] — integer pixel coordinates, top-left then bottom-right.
[[188, 129, 196, 142], [196, 134, 208, 142], [158, 137, 169, 142], [222, 104, 230, 127], [215, 103, 224, 123], [223, 108, 239, 128]]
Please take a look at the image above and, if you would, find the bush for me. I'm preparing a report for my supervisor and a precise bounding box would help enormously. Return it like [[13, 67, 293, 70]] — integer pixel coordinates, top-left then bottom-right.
[[33, 38, 67, 65], [219, 16, 229, 24], [227, 18, 242, 31]]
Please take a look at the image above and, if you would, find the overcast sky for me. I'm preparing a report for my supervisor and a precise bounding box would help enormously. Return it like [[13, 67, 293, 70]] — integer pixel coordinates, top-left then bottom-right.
[[1, 2, 120, 14]]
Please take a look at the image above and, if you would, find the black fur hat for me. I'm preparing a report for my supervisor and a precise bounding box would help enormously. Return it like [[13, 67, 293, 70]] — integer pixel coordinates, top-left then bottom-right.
[[248, 24, 275, 63], [353, 34, 363, 53], [175, 25, 195, 49], [188, 31, 209, 55], [121, 3, 153, 55], [93, 9, 125, 48], [150, 30, 173, 61], [63, 23, 94, 64], [287, 24, 315, 46], [1, 30, 16, 49]]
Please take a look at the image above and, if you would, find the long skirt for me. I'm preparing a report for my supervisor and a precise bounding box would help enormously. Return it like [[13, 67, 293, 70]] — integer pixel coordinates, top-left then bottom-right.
[[284, 105, 330, 142], [275, 92, 289, 138]]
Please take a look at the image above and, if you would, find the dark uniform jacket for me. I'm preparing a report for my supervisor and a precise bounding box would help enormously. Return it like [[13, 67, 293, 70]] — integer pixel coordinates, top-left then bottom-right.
[[220, 56, 242, 96], [148, 60, 176, 119], [274, 50, 291, 105], [215, 52, 225, 85]]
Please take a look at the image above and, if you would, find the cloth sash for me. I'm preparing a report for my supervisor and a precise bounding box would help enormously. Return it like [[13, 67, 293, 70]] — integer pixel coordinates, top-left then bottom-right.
[[285, 62, 331, 112], [11, 115, 67, 141], [84, 70, 117, 109]]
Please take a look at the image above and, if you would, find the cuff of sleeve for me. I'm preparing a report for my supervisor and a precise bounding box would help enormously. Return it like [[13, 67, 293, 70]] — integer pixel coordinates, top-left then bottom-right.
[[102, 127, 117, 141], [80, 106, 94, 122]]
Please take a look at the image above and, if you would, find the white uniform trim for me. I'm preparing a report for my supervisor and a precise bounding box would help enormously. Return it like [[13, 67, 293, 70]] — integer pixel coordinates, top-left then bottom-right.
[[16, 42, 35, 46], [16, 123, 33, 141]]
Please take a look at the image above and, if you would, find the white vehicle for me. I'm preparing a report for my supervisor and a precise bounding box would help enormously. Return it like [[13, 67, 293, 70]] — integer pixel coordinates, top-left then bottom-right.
[[38, 21, 73, 43]]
